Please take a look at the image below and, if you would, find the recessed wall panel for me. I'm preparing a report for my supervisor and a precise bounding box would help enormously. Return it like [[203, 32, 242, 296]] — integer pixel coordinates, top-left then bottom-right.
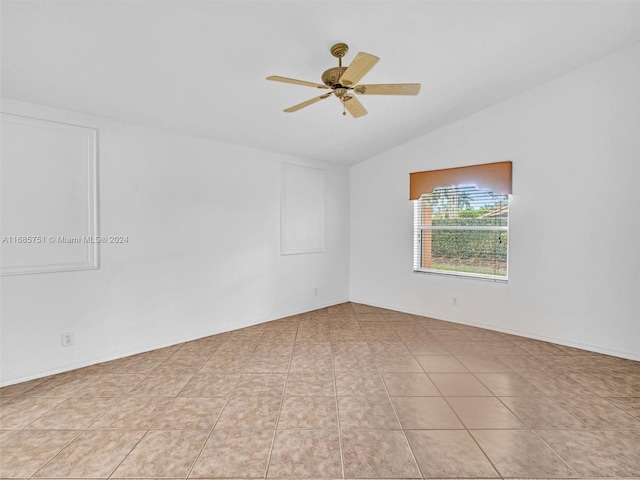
[[1, 114, 98, 275], [280, 163, 325, 255]]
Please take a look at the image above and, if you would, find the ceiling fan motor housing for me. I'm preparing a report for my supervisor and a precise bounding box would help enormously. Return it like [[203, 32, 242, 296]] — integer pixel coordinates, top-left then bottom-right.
[[321, 66, 348, 88]]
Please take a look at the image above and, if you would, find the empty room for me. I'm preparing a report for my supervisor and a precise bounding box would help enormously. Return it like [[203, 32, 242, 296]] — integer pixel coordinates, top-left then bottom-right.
[[1, 1, 640, 478]]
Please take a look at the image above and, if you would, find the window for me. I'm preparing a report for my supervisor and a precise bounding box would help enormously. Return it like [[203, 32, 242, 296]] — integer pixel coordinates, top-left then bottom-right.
[[410, 162, 512, 281]]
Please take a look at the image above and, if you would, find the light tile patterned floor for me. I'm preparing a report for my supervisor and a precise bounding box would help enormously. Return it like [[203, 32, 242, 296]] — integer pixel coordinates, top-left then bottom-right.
[[1, 302, 640, 479]]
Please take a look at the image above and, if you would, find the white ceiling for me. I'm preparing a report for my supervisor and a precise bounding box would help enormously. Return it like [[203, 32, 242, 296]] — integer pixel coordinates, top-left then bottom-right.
[[2, 1, 639, 165]]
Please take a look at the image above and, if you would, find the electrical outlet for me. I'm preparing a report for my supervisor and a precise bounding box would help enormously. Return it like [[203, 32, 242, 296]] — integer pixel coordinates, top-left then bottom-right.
[[451, 297, 459, 306], [61, 332, 74, 347], [314, 287, 318, 296]]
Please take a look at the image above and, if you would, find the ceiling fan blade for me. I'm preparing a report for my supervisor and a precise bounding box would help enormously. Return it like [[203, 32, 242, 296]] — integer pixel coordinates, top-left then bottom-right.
[[284, 93, 332, 113], [342, 95, 368, 118], [266, 75, 329, 89], [339, 52, 380, 86], [354, 83, 421, 95]]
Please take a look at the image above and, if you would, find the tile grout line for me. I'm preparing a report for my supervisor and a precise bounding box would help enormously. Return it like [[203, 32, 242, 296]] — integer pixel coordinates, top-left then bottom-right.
[[445, 323, 593, 479], [8, 356, 147, 478], [262, 319, 299, 479], [529, 428, 580, 477], [414, 319, 505, 479], [456, 342, 633, 478], [102, 345, 206, 479], [430, 327, 509, 480], [103, 342, 228, 479], [426, 371, 504, 479], [361, 311, 425, 479], [183, 329, 266, 480], [25, 428, 82, 480], [27, 365, 161, 480], [331, 305, 354, 480], [2, 303, 639, 479], [82, 365, 162, 433]]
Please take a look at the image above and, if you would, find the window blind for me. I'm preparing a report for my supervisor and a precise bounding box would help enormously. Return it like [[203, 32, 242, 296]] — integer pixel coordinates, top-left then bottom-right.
[[413, 185, 509, 279]]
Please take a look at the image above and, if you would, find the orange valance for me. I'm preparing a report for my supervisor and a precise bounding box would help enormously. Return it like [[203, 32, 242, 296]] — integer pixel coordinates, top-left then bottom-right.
[[410, 161, 512, 200]]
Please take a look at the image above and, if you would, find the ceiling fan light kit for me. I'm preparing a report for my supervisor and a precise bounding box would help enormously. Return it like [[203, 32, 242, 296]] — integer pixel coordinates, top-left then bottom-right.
[[267, 43, 421, 118]]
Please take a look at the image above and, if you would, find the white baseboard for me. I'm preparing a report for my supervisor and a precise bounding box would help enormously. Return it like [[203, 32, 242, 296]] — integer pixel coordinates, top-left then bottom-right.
[[0, 297, 350, 387], [350, 297, 640, 362], [5, 295, 637, 387]]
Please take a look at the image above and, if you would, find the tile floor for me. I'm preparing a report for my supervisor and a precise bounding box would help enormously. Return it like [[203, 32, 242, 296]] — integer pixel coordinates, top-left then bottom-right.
[[1, 302, 640, 479]]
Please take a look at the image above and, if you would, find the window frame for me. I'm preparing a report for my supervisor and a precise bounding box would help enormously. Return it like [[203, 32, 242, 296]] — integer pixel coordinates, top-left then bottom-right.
[[412, 193, 510, 283]]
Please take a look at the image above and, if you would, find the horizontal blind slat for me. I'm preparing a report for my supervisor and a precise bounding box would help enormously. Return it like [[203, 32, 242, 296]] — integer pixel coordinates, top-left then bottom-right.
[[413, 184, 509, 279]]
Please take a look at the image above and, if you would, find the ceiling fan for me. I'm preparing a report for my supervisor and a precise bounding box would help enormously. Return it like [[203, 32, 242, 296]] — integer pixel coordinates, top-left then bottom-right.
[[266, 43, 420, 118]]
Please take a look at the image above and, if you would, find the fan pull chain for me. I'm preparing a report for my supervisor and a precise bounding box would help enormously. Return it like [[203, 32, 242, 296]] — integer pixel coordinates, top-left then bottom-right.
[[343, 101, 346, 116]]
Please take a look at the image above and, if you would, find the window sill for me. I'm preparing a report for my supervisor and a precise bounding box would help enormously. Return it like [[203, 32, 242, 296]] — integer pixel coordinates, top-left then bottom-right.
[[413, 268, 508, 283]]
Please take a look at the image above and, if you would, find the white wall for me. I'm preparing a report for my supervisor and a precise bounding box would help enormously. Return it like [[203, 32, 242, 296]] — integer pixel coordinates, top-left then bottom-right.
[[350, 44, 640, 360], [0, 99, 350, 385]]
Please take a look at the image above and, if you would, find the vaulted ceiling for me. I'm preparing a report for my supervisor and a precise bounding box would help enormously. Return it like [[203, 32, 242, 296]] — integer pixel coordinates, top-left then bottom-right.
[[2, 1, 639, 165]]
